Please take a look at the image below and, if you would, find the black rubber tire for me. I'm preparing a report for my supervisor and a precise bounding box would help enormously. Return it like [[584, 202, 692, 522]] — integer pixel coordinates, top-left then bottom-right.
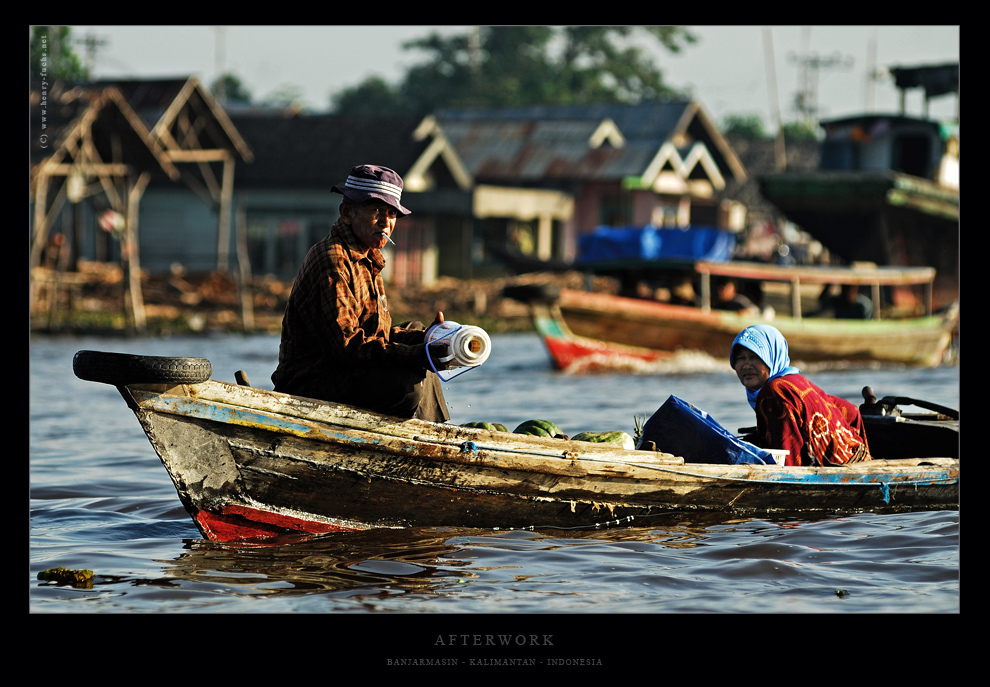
[[73, 350, 212, 386]]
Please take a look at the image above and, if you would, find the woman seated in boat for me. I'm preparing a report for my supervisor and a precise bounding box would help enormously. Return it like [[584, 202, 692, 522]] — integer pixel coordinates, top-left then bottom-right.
[[811, 284, 873, 320], [730, 324, 872, 467]]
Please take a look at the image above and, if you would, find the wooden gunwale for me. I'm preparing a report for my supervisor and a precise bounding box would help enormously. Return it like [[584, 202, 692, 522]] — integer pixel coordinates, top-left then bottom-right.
[[129, 381, 956, 489]]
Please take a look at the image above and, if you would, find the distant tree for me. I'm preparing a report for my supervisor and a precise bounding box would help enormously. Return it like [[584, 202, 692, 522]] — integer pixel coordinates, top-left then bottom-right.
[[210, 73, 252, 103], [260, 84, 307, 109], [331, 26, 698, 116], [29, 26, 88, 82], [330, 76, 405, 116], [781, 120, 821, 142], [721, 114, 769, 139]]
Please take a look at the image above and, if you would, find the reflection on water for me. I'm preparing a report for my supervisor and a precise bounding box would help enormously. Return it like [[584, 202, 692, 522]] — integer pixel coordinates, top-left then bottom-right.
[[165, 528, 470, 596], [158, 513, 812, 599]]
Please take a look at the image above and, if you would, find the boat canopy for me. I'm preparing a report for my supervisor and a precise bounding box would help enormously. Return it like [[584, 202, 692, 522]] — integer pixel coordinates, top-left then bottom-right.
[[695, 260, 937, 319]]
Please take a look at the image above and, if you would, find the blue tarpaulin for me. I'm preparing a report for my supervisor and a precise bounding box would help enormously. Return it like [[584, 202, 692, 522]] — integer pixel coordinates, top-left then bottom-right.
[[637, 395, 779, 465], [575, 225, 736, 264]]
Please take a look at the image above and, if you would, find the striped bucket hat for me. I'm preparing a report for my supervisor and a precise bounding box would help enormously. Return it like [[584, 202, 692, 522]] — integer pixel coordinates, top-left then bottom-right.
[[332, 164, 411, 216]]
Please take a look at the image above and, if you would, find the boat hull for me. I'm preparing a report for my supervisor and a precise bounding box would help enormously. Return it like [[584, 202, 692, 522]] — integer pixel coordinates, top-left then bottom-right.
[[541, 289, 954, 371], [117, 379, 957, 542]]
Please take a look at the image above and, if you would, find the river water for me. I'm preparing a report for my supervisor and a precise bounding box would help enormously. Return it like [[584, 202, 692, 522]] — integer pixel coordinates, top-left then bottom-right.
[[30, 331, 960, 628]]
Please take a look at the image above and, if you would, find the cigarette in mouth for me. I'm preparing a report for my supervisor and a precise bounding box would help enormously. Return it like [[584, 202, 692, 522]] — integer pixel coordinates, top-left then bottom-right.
[[381, 233, 395, 245]]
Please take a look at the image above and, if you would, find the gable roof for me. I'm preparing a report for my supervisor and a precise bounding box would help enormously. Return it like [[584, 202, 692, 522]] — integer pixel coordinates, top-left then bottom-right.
[[96, 76, 254, 163], [435, 100, 746, 187], [30, 82, 179, 185], [227, 112, 472, 192]]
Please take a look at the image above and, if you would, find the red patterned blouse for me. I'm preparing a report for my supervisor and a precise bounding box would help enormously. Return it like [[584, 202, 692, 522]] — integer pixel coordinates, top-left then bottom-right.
[[755, 374, 872, 466]]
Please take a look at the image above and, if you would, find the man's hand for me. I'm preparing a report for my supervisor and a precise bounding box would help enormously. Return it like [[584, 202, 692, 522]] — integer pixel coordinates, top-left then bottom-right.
[[427, 311, 451, 370]]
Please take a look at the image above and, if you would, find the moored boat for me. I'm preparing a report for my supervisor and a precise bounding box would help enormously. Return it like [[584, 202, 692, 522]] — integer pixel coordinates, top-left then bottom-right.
[[506, 259, 957, 373], [72, 350, 958, 542]]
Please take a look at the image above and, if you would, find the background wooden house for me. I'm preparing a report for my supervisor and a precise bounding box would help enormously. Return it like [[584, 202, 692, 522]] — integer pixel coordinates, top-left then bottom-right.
[[29, 80, 180, 328], [225, 111, 474, 286], [434, 100, 749, 268], [31, 80, 760, 303]]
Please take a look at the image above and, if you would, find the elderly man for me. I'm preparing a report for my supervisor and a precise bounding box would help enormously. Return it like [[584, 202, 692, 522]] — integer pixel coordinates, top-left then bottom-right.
[[271, 164, 449, 422]]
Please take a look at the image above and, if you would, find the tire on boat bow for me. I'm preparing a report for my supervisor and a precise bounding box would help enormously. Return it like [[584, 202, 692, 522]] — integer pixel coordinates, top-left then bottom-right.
[[73, 350, 212, 386]]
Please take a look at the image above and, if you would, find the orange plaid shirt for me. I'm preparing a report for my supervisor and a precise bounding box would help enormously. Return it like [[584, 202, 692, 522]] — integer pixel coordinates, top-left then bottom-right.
[[271, 219, 427, 400]]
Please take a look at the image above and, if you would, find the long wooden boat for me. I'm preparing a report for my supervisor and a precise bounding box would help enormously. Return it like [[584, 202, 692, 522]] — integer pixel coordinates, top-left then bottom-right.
[[73, 350, 958, 542], [506, 260, 957, 372]]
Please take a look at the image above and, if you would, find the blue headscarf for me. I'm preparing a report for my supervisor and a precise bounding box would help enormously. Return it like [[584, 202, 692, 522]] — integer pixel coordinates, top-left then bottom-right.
[[730, 325, 801, 409]]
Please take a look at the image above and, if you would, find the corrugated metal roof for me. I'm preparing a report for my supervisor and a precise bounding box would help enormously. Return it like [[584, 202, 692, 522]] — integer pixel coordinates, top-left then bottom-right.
[[436, 100, 743, 184]]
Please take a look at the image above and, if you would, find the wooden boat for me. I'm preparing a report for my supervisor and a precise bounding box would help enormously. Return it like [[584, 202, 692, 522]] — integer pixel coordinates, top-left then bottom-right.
[[760, 108, 960, 312], [506, 260, 958, 373], [72, 350, 958, 542]]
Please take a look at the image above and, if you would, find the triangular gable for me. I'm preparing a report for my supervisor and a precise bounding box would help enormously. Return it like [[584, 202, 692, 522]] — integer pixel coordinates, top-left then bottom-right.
[[639, 141, 727, 193], [104, 76, 254, 163], [409, 116, 474, 192], [31, 84, 179, 192], [670, 101, 747, 182], [588, 118, 625, 149]]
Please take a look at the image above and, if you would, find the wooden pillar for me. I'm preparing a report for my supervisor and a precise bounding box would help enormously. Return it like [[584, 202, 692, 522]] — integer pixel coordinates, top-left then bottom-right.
[[235, 195, 255, 331], [700, 270, 711, 312], [536, 215, 553, 261], [791, 277, 802, 319], [30, 172, 52, 317], [125, 172, 151, 331], [217, 155, 235, 272]]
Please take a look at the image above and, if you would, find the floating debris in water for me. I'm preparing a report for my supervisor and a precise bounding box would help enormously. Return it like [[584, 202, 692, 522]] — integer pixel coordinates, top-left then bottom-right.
[[38, 568, 94, 588]]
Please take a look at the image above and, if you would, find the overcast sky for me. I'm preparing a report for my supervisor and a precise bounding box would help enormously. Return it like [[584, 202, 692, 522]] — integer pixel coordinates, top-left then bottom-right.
[[61, 25, 960, 126]]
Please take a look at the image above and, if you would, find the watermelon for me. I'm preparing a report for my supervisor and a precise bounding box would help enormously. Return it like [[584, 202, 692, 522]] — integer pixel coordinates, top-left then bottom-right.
[[461, 422, 509, 432], [513, 419, 565, 438], [572, 431, 636, 450]]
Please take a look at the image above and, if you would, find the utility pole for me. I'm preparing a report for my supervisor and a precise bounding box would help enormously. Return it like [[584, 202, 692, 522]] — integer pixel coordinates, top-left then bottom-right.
[[787, 29, 853, 130], [215, 26, 227, 102], [73, 30, 108, 78], [763, 27, 787, 171]]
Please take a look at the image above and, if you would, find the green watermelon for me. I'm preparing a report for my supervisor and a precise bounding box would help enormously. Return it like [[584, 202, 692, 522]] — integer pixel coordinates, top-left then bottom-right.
[[461, 422, 509, 432], [513, 419, 565, 438], [572, 431, 636, 450]]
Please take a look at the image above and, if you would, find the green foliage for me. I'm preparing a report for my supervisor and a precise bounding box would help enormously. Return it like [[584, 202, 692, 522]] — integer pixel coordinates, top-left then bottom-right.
[[722, 114, 769, 140], [331, 76, 404, 116], [260, 84, 306, 108], [781, 120, 821, 142], [210, 73, 253, 102], [29, 26, 88, 82], [331, 26, 699, 116]]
